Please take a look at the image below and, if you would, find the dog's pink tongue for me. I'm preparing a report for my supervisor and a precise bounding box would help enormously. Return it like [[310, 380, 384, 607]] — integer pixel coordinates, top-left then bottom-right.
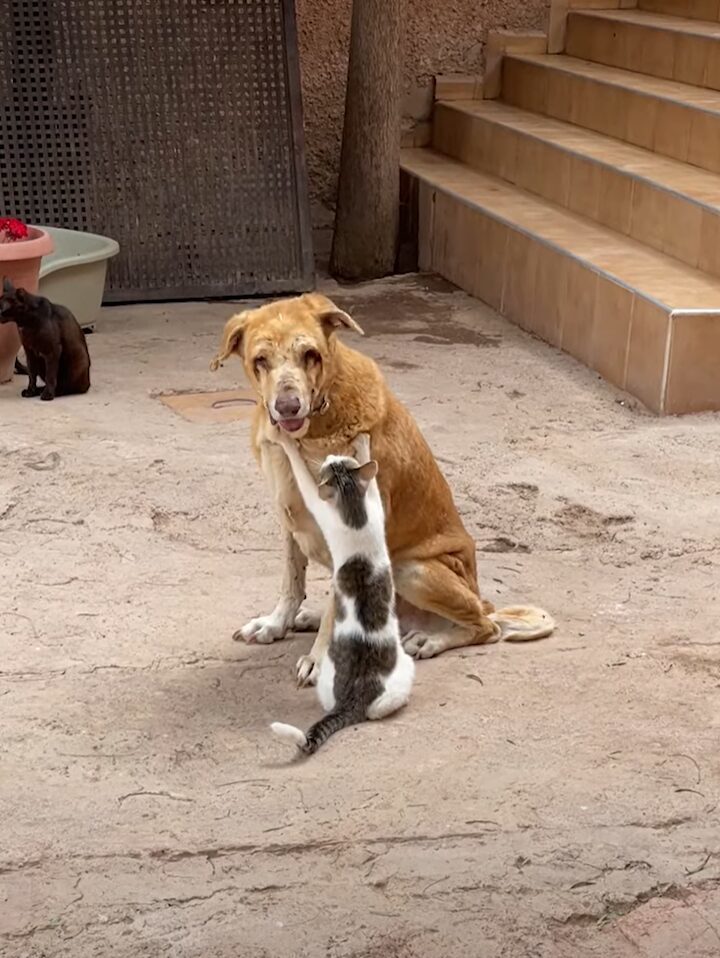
[[279, 418, 305, 433]]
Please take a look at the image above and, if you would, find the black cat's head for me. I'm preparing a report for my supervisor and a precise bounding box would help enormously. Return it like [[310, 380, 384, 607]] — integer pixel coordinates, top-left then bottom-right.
[[0, 278, 43, 326]]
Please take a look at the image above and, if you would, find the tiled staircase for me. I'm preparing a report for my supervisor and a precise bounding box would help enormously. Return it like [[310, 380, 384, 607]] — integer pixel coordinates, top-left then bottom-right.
[[401, 1, 720, 414]]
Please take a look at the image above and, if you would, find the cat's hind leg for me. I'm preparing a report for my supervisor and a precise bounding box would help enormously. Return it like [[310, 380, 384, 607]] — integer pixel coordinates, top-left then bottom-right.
[[21, 350, 43, 398], [39, 347, 61, 401], [366, 648, 414, 720]]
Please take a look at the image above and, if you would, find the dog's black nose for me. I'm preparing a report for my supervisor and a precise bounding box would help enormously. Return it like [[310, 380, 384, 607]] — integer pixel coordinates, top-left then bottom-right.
[[275, 393, 301, 417]]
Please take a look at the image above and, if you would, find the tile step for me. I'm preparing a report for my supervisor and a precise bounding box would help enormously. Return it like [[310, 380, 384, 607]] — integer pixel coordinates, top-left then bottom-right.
[[400, 147, 720, 414], [432, 98, 720, 276], [638, 0, 720, 23], [502, 52, 720, 174], [567, 8, 720, 91]]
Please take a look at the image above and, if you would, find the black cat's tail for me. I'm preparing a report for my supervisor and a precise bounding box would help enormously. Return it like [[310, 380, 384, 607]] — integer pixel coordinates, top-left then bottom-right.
[[271, 709, 358, 755], [14, 358, 27, 376]]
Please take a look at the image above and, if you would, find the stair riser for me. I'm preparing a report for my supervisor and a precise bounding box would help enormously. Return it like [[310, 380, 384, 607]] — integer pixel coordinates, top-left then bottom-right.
[[412, 177, 720, 414], [638, 0, 720, 22], [502, 56, 720, 175], [567, 12, 720, 91], [433, 103, 720, 278]]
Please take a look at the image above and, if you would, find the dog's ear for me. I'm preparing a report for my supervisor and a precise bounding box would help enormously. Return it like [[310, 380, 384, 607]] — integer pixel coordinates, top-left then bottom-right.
[[2, 277, 16, 297], [303, 293, 364, 338], [210, 311, 251, 371]]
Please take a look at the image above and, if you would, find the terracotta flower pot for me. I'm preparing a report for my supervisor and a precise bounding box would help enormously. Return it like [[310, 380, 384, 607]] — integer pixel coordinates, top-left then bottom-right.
[[0, 226, 54, 382]]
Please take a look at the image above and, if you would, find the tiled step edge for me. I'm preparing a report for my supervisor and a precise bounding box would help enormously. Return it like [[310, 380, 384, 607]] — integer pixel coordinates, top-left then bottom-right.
[[401, 148, 720, 414], [432, 99, 720, 277], [501, 53, 720, 176], [638, 0, 720, 24], [566, 9, 720, 91]]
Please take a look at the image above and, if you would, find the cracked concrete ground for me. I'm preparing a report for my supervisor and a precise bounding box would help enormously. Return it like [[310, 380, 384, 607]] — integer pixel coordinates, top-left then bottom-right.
[[2, 274, 720, 957]]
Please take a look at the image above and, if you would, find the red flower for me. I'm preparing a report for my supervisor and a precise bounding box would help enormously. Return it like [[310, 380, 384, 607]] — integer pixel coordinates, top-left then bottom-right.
[[0, 217, 29, 242]]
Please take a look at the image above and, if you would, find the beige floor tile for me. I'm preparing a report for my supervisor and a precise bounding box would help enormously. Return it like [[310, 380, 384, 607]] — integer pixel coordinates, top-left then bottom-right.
[[661, 193, 703, 266], [596, 166, 633, 234], [473, 215, 509, 310], [625, 298, 671, 412], [568, 155, 601, 221], [687, 110, 720, 173], [698, 208, 720, 276], [666, 313, 720, 413], [501, 229, 538, 330], [533, 244, 566, 347], [591, 276, 634, 388], [560, 258, 598, 365], [653, 100, 691, 162]]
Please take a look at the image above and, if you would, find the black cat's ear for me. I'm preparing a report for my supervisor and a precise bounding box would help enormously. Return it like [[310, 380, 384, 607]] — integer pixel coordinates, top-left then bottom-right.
[[2, 277, 15, 296], [16, 287, 40, 307]]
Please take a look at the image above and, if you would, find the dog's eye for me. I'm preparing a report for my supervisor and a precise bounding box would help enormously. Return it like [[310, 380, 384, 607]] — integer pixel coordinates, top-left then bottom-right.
[[253, 356, 268, 374], [304, 349, 321, 366]]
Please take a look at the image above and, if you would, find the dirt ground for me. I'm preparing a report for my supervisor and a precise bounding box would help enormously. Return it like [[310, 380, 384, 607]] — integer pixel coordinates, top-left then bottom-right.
[[2, 275, 720, 958]]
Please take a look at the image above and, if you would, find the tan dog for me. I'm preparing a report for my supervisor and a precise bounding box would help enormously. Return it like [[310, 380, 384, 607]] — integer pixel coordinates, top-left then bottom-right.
[[211, 293, 554, 685]]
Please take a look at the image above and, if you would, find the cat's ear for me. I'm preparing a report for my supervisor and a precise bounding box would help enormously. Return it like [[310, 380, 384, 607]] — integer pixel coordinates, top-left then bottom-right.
[[318, 481, 335, 502], [16, 287, 41, 307], [354, 460, 378, 494], [2, 277, 16, 296]]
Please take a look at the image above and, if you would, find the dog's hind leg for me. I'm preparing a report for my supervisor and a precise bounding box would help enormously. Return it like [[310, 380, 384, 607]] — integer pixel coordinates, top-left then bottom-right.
[[394, 558, 500, 659]]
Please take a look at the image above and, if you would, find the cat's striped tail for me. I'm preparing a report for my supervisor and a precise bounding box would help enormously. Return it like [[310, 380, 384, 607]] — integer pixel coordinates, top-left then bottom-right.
[[271, 709, 358, 755]]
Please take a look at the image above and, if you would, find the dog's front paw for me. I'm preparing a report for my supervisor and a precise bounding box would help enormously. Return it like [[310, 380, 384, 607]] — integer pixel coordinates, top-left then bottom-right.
[[295, 654, 319, 688], [40, 389, 55, 402], [234, 614, 290, 645], [21, 387, 40, 398]]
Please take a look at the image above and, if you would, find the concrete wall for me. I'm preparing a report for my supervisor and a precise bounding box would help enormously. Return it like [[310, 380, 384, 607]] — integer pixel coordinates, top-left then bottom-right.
[[296, 0, 551, 255]]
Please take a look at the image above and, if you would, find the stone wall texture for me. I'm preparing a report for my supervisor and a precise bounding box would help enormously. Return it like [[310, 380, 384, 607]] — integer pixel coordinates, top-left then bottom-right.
[[296, 0, 551, 239]]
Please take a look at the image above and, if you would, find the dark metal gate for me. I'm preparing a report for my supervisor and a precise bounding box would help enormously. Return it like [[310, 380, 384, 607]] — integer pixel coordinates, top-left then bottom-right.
[[0, 0, 314, 300]]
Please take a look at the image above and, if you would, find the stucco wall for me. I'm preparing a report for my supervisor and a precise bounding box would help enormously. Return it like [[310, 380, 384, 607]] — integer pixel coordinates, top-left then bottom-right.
[[296, 0, 551, 248]]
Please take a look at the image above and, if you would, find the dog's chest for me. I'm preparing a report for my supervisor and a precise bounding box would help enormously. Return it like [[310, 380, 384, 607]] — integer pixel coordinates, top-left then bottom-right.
[[261, 441, 331, 567]]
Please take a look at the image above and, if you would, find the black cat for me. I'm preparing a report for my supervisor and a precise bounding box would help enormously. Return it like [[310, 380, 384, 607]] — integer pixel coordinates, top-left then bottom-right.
[[0, 279, 91, 401]]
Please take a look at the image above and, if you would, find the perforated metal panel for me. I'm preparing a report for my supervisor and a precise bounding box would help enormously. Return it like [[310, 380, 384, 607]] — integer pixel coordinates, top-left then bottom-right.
[[0, 0, 313, 300]]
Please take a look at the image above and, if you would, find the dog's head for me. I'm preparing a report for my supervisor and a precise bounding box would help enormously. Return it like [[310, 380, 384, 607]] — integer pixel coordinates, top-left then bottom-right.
[[210, 293, 364, 437], [0, 278, 42, 326]]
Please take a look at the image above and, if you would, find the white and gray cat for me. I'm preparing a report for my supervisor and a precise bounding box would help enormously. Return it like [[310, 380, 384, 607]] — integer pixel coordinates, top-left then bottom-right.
[[271, 432, 415, 755]]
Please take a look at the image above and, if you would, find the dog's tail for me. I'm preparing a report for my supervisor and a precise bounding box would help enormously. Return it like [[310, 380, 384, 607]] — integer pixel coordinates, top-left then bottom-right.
[[490, 606, 555, 642], [271, 709, 358, 756]]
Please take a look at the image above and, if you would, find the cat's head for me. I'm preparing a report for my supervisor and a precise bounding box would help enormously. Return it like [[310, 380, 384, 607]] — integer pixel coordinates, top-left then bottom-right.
[[318, 455, 379, 530], [0, 279, 43, 326]]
